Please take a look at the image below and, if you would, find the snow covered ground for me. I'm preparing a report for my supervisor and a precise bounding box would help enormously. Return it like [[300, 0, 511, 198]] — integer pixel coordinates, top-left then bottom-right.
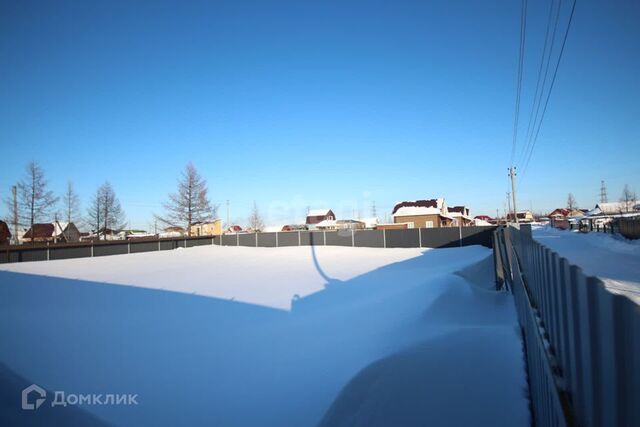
[[0, 245, 529, 426], [533, 226, 640, 303]]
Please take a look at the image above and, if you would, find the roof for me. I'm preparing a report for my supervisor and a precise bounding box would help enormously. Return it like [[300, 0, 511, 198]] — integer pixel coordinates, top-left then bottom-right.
[[392, 198, 445, 217], [474, 215, 493, 221], [23, 223, 55, 239], [549, 208, 570, 217], [315, 219, 338, 227], [594, 201, 640, 215], [448, 206, 467, 213], [307, 209, 332, 217]]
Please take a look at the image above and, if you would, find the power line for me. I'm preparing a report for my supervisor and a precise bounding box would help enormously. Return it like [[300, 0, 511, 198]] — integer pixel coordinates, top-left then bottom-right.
[[510, 0, 529, 166], [521, 0, 577, 176], [519, 0, 559, 166], [520, 0, 563, 169]]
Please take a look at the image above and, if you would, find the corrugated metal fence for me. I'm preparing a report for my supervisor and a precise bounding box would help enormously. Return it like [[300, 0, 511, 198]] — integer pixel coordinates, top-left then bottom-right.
[[1, 226, 496, 264], [495, 225, 640, 427]]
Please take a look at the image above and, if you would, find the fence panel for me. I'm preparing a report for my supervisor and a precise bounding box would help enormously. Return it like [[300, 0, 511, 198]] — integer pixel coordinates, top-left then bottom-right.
[[385, 228, 420, 248], [238, 234, 257, 247], [185, 237, 212, 248], [93, 243, 129, 257], [354, 230, 384, 248], [324, 231, 353, 247], [299, 231, 325, 246], [276, 232, 299, 247], [257, 232, 277, 248], [221, 235, 237, 246], [49, 246, 92, 260]]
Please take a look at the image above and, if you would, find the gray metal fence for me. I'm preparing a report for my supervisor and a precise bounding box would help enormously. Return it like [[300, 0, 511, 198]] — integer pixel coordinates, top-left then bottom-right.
[[495, 225, 640, 427], [0, 226, 496, 264]]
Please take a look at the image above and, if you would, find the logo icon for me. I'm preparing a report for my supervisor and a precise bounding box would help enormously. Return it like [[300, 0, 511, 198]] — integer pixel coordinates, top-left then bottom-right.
[[22, 384, 46, 410]]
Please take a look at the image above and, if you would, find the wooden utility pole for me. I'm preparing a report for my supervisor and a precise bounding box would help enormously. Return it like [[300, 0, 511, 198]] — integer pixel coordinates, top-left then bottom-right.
[[509, 167, 519, 223], [12, 185, 18, 244]]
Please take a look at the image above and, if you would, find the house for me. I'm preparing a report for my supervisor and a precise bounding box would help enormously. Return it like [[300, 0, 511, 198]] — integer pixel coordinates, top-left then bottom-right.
[[159, 226, 185, 238], [447, 206, 474, 227], [0, 220, 11, 245], [548, 208, 570, 219], [589, 201, 640, 216], [22, 222, 81, 243], [306, 209, 335, 225], [376, 223, 413, 230], [506, 211, 535, 223], [189, 219, 223, 236], [474, 215, 495, 224], [315, 219, 365, 231], [281, 224, 308, 232], [224, 225, 243, 234], [391, 198, 454, 228]]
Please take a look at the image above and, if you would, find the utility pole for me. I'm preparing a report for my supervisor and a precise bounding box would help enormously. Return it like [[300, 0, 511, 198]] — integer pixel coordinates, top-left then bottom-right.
[[496, 209, 500, 224], [12, 185, 18, 244], [54, 212, 58, 244], [508, 167, 519, 223], [600, 180, 608, 204], [226, 200, 230, 228], [506, 192, 512, 222]]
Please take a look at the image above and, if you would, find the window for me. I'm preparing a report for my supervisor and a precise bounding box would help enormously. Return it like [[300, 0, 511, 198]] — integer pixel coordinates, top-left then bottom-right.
[[424, 221, 434, 228]]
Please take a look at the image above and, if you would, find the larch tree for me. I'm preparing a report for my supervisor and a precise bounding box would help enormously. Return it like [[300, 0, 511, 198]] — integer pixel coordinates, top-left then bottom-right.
[[248, 201, 264, 232], [566, 193, 577, 211], [63, 181, 81, 224], [16, 161, 59, 233], [87, 182, 126, 239], [157, 163, 215, 236], [620, 184, 637, 212]]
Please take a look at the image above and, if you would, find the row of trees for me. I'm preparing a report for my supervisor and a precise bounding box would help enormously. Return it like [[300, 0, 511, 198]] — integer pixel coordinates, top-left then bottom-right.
[[3, 161, 266, 239], [3, 161, 126, 239]]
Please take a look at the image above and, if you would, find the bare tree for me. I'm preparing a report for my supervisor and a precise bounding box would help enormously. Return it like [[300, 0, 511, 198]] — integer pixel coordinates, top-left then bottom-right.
[[88, 182, 125, 239], [620, 184, 637, 213], [566, 193, 577, 211], [15, 161, 58, 233], [63, 181, 81, 224], [248, 201, 264, 232], [157, 163, 215, 236]]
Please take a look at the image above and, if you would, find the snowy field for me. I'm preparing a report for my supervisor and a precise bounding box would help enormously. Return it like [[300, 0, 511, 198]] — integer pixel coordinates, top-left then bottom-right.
[[533, 226, 640, 303], [0, 245, 529, 426]]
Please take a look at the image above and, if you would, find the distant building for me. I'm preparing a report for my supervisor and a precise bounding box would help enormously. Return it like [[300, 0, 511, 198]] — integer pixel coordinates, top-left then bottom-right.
[[189, 219, 223, 236], [306, 209, 335, 225], [474, 215, 495, 224], [224, 225, 243, 234], [281, 224, 308, 232], [376, 223, 412, 230], [548, 208, 570, 219], [507, 211, 535, 223], [391, 198, 454, 228], [22, 222, 81, 243], [447, 206, 474, 227], [315, 219, 365, 231], [159, 226, 185, 238], [0, 220, 11, 245], [589, 201, 640, 216]]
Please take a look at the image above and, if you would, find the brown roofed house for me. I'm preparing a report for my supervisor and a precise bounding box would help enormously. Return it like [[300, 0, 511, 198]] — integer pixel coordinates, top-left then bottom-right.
[[0, 220, 11, 245]]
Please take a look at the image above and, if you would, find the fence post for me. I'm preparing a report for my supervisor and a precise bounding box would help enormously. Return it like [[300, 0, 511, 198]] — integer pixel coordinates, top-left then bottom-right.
[[351, 229, 355, 247], [298, 231, 301, 246], [323, 231, 326, 245], [275, 232, 278, 247], [127, 242, 131, 254], [236, 233, 239, 246], [419, 228, 422, 248], [255, 233, 258, 247], [91, 244, 94, 257], [383, 229, 387, 248], [46, 243, 50, 261]]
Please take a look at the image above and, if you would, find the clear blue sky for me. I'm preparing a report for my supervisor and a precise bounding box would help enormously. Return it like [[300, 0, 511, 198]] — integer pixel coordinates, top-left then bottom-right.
[[1, 0, 638, 229]]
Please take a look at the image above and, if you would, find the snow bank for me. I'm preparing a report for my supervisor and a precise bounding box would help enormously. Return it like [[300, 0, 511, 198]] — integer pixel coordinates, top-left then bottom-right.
[[0, 245, 529, 426], [533, 226, 640, 302]]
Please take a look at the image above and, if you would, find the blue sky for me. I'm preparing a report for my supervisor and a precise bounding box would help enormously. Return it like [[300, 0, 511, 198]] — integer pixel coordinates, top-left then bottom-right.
[[1, 0, 638, 229]]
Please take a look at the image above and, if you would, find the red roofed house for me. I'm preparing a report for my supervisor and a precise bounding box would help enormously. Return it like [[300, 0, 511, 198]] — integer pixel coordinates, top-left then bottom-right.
[[548, 208, 570, 219], [306, 209, 335, 225], [391, 198, 454, 228], [447, 206, 474, 227], [0, 220, 11, 245], [22, 222, 81, 243]]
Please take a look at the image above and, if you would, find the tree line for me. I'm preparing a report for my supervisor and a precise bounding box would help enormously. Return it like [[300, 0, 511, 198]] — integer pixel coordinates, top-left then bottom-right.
[[3, 161, 266, 240]]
